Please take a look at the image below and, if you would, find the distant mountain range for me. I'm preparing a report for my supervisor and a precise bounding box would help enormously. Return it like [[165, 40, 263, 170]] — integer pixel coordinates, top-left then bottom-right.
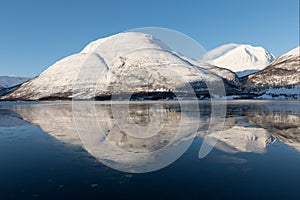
[[0, 76, 30, 96], [0, 32, 299, 101], [0, 76, 29, 89]]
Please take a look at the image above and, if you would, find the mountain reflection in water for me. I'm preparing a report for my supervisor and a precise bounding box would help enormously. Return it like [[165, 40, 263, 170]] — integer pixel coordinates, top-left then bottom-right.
[[9, 101, 300, 170], [1, 101, 300, 199]]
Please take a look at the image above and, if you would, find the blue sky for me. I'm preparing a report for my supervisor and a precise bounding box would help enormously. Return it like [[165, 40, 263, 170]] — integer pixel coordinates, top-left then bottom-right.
[[0, 0, 299, 77]]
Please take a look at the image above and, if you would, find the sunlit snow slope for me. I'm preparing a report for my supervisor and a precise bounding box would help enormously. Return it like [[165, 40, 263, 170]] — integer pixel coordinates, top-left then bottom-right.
[[205, 43, 275, 76], [2, 32, 240, 100]]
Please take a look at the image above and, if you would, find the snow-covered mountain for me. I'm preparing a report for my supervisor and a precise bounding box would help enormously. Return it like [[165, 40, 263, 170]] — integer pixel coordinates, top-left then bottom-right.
[[0, 76, 30, 97], [1, 32, 241, 101], [204, 43, 275, 76], [0, 76, 29, 89], [243, 46, 300, 99], [1, 33, 298, 101]]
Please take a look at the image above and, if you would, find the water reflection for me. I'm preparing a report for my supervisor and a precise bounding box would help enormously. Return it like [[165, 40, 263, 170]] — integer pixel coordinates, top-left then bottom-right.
[[9, 101, 300, 172], [0, 109, 29, 127], [247, 102, 300, 152], [12, 102, 200, 172]]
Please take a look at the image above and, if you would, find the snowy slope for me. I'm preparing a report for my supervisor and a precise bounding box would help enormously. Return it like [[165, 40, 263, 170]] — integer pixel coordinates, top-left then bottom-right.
[[244, 46, 300, 99], [0, 76, 29, 89], [203, 43, 240, 60], [204, 43, 275, 75], [0, 76, 30, 97], [2, 32, 241, 101]]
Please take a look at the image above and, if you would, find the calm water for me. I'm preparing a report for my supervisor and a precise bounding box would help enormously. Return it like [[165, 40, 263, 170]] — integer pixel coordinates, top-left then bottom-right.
[[0, 100, 300, 200]]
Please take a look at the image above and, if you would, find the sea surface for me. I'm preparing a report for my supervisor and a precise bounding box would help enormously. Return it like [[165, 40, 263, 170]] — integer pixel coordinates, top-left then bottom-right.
[[0, 100, 300, 200]]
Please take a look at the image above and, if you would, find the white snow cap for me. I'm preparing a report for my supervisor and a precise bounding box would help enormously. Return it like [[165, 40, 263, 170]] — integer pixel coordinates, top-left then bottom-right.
[[204, 43, 275, 72], [81, 32, 170, 54]]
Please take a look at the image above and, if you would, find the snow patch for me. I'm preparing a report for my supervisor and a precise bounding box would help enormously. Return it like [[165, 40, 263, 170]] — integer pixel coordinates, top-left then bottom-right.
[[256, 87, 300, 100]]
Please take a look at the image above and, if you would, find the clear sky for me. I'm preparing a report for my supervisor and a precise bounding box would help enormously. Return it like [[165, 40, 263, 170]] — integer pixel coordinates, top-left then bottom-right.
[[0, 0, 299, 77]]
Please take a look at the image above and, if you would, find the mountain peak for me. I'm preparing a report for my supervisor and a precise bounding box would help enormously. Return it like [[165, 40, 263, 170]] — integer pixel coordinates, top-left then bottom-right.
[[1, 32, 240, 101], [204, 43, 275, 74], [81, 32, 170, 54], [243, 45, 300, 98]]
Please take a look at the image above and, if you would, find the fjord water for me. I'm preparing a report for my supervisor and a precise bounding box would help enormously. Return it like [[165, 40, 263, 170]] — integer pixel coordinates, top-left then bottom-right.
[[0, 101, 300, 200]]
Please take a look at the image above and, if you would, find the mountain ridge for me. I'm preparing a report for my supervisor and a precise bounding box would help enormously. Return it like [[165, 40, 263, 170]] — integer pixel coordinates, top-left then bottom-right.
[[1, 32, 241, 101], [0, 33, 299, 101], [243, 46, 300, 99], [204, 43, 275, 75]]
